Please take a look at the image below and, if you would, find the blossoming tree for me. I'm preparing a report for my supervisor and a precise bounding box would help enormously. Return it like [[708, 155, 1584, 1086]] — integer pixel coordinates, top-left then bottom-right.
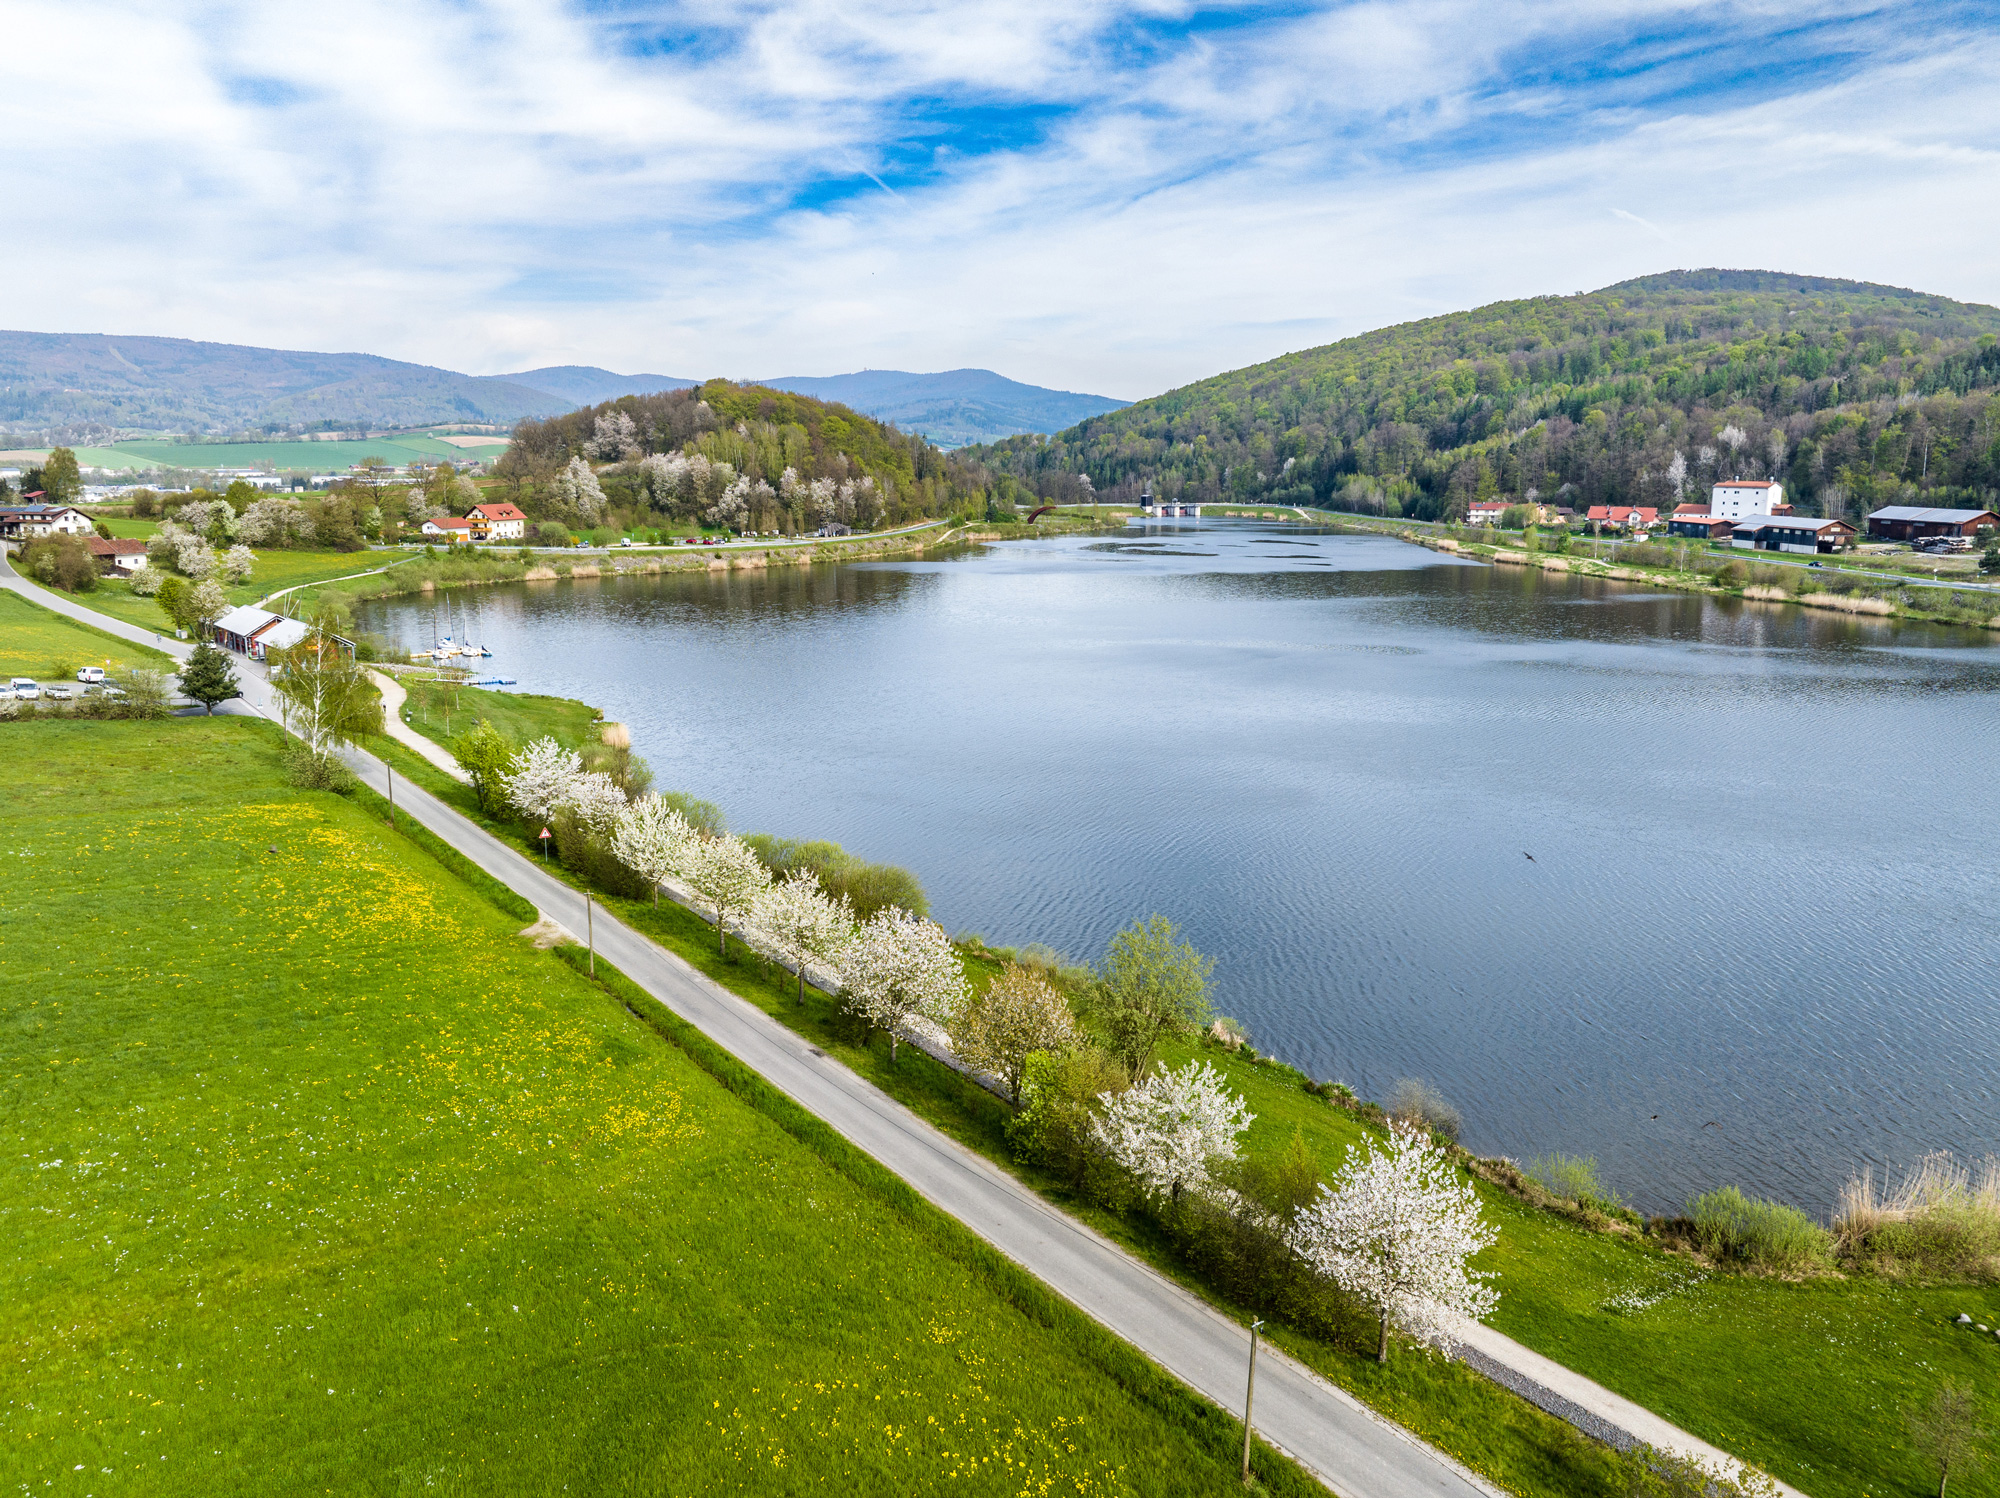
[[952, 963, 1079, 1101], [503, 737, 583, 824], [1286, 1122, 1498, 1363], [839, 908, 968, 1060], [751, 868, 854, 1004], [680, 833, 769, 956], [565, 770, 631, 838], [610, 796, 697, 906], [1092, 1059, 1251, 1205]]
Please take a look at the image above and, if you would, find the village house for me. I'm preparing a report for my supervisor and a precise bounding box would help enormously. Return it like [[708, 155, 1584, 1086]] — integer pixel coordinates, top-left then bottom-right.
[[85, 535, 150, 573], [467, 502, 527, 541], [1864, 506, 2000, 542], [420, 517, 477, 542], [1710, 478, 1788, 520], [1584, 505, 1658, 532], [1729, 516, 1856, 554], [1468, 499, 1510, 526], [0, 502, 95, 541]]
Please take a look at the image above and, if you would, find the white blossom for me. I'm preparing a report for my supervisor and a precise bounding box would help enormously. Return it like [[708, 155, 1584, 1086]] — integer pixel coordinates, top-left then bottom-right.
[[1287, 1122, 1498, 1362], [840, 908, 970, 1056], [679, 833, 769, 955], [550, 456, 607, 524], [951, 964, 1079, 1101], [238, 497, 315, 546], [176, 500, 238, 540], [750, 867, 854, 1002], [220, 544, 256, 583], [610, 795, 698, 902], [503, 737, 583, 825], [566, 770, 630, 837], [1093, 1059, 1251, 1204], [584, 411, 641, 461]]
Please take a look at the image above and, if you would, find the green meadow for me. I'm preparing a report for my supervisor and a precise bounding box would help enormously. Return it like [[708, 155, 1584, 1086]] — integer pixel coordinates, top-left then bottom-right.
[[0, 589, 171, 677], [106, 436, 504, 470], [0, 718, 1313, 1496]]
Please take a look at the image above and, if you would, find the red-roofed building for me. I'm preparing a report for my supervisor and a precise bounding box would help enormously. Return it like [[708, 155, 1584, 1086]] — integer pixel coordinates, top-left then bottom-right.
[[467, 502, 527, 541], [421, 517, 477, 542], [1585, 505, 1658, 532], [85, 535, 150, 573], [1711, 478, 1789, 519]]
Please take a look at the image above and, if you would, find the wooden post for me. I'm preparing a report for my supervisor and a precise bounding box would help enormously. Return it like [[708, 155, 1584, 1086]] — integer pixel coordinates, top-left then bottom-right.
[[1241, 1318, 1263, 1486]]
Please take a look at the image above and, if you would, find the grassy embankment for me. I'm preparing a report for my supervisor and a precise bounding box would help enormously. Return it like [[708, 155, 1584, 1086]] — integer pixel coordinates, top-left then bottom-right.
[[0, 715, 1321, 1496], [0, 589, 173, 678], [372, 684, 2000, 1498], [80, 549, 398, 634]]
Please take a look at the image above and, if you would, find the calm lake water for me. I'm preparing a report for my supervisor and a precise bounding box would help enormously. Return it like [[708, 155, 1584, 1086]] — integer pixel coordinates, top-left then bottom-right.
[[360, 523, 2000, 1215]]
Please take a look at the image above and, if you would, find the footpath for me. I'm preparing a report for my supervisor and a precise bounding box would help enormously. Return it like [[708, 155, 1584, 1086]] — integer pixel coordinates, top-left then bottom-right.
[[0, 553, 1796, 1497]]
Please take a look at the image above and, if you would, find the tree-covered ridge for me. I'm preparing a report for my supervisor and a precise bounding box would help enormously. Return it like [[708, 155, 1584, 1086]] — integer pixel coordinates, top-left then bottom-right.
[[498, 379, 990, 530], [972, 270, 2000, 522]]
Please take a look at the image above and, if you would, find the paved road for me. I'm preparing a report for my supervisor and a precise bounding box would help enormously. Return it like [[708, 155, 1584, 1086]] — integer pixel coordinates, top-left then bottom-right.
[[2, 555, 1788, 1494]]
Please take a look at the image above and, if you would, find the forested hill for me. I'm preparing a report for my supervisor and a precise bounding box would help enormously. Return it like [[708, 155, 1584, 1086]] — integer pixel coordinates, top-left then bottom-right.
[[969, 271, 2000, 523], [496, 378, 992, 528]]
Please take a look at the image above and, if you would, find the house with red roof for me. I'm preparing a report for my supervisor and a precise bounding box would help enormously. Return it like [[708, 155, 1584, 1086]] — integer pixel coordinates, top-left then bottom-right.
[[467, 502, 527, 541]]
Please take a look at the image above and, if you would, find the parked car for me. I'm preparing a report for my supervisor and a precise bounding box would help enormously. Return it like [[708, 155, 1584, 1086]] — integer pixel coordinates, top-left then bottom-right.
[[8, 677, 40, 700], [77, 666, 105, 683], [43, 683, 75, 701]]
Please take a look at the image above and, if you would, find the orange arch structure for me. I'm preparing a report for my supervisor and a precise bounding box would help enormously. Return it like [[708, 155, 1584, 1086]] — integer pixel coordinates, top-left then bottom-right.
[[1027, 505, 1056, 522]]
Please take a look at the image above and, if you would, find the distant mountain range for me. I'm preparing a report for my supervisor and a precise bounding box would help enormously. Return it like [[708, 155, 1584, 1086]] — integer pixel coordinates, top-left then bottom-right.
[[0, 330, 1128, 447]]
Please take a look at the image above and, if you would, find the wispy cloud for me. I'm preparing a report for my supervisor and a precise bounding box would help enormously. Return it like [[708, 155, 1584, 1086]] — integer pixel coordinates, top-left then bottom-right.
[[1, 0, 1994, 399]]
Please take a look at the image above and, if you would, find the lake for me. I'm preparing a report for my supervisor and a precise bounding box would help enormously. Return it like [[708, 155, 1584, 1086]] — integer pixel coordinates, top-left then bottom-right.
[[359, 522, 2000, 1215]]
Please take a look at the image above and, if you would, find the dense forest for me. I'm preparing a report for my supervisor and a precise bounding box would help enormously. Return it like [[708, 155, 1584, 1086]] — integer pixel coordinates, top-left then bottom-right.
[[970, 271, 2000, 523], [496, 379, 995, 532]]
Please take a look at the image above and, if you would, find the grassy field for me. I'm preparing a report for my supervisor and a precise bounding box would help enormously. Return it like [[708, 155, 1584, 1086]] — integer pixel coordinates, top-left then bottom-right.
[[391, 676, 601, 749], [0, 589, 172, 677], [107, 437, 501, 470], [0, 717, 1319, 1496], [61, 551, 404, 635], [363, 716, 2000, 1498], [94, 517, 162, 540]]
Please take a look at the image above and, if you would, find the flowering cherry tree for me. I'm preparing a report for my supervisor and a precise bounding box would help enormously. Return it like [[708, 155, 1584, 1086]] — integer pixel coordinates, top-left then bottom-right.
[[566, 770, 631, 838], [1092, 1059, 1251, 1205], [1287, 1122, 1498, 1363], [610, 796, 697, 905], [550, 456, 606, 524], [839, 908, 969, 1060], [680, 833, 769, 956], [503, 737, 583, 824], [952, 964, 1079, 1101], [751, 868, 854, 1003]]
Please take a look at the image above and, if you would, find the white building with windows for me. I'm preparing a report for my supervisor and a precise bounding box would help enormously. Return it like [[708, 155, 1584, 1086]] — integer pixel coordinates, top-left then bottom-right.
[[1710, 478, 1785, 519]]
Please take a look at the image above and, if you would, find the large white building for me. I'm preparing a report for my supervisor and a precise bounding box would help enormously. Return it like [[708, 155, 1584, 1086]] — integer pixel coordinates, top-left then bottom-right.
[[1710, 478, 1785, 519]]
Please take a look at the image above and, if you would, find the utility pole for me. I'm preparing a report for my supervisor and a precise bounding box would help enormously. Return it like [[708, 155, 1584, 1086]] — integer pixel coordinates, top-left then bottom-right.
[[1242, 1318, 1264, 1486]]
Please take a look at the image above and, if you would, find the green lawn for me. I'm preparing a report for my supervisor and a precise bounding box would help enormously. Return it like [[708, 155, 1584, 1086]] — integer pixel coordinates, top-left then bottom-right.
[[391, 676, 601, 750], [0, 588, 172, 677], [54, 551, 403, 636], [95, 516, 162, 540], [0, 718, 1318, 1496]]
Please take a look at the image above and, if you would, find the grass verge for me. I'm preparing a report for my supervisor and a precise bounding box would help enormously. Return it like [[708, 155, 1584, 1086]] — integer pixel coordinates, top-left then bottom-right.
[[0, 587, 174, 676]]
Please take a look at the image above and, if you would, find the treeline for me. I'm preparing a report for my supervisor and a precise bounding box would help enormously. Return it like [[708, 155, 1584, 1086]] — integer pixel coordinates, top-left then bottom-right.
[[495, 380, 996, 531], [971, 270, 2000, 523]]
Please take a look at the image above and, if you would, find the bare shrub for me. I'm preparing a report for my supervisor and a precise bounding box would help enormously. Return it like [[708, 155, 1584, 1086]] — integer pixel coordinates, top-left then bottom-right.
[[1389, 1078, 1461, 1143], [1837, 1153, 2000, 1275]]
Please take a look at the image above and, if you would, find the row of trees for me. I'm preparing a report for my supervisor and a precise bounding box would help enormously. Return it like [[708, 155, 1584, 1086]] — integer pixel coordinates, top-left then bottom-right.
[[473, 729, 1499, 1364]]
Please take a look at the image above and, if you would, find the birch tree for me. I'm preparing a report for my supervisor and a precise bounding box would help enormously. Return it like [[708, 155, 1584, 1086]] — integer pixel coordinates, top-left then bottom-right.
[[953, 963, 1079, 1101], [1092, 1059, 1250, 1205], [680, 833, 769, 956], [1287, 1122, 1498, 1363], [751, 867, 854, 1003], [840, 908, 969, 1060], [270, 612, 379, 764]]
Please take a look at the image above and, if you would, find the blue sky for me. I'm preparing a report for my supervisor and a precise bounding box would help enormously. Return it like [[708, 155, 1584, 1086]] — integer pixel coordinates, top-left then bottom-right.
[[4, 0, 1998, 399]]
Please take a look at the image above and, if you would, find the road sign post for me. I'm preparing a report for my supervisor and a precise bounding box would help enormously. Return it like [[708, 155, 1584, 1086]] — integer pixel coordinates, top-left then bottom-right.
[[538, 827, 551, 862]]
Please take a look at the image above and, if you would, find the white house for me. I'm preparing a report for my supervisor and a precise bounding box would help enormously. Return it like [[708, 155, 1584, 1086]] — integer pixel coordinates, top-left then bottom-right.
[[1710, 478, 1786, 520], [0, 503, 95, 539], [420, 517, 477, 542], [467, 502, 527, 540]]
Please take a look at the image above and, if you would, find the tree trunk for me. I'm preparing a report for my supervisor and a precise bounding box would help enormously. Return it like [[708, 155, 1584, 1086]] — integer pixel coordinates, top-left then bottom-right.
[[715, 912, 726, 957], [1378, 1314, 1390, 1365], [797, 964, 806, 1006]]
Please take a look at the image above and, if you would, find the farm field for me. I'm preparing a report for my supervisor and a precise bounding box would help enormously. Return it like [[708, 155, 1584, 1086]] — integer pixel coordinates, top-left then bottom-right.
[[0, 718, 1300, 1497], [0, 588, 172, 677], [108, 436, 504, 470]]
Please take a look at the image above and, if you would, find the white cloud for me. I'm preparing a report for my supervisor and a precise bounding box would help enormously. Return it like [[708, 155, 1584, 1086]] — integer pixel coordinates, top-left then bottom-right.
[[0, 0, 1994, 402]]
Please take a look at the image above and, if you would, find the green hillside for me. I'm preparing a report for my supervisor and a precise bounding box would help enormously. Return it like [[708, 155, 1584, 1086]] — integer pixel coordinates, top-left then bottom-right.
[[972, 270, 2000, 523], [500, 379, 993, 527]]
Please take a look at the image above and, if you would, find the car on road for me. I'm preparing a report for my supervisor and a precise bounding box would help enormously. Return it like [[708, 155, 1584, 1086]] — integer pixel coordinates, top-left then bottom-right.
[[1808, 561, 1824, 569], [77, 666, 105, 683], [43, 683, 76, 700], [8, 677, 40, 700]]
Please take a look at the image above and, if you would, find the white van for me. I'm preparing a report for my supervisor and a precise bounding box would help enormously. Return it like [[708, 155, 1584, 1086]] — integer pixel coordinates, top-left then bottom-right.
[[8, 678, 40, 700], [77, 666, 105, 684]]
